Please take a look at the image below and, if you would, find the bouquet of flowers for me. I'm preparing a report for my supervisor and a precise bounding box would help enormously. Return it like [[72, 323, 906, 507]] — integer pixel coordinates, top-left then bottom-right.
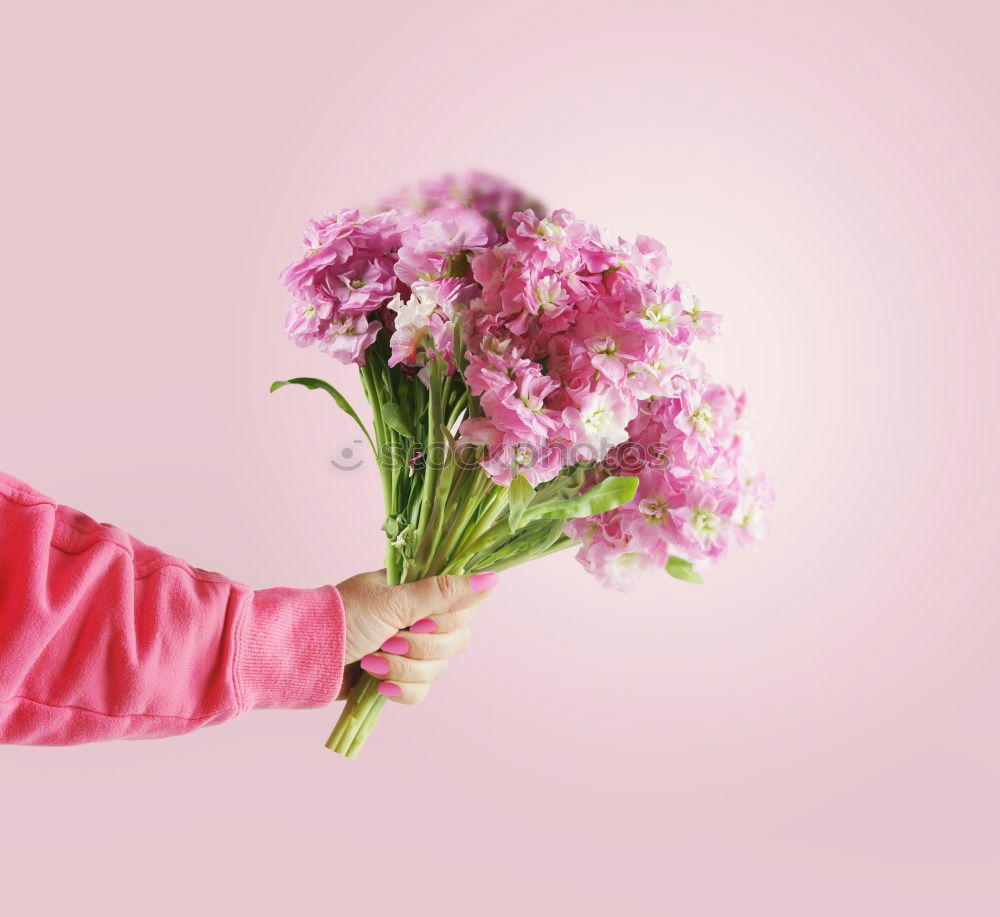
[[274, 172, 773, 757]]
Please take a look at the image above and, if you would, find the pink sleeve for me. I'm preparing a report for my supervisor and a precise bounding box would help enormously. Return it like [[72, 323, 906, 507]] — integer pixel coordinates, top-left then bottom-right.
[[0, 471, 345, 745]]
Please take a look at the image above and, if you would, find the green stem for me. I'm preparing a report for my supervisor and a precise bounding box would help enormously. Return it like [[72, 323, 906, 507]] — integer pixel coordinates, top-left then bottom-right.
[[414, 363, 444, 539], [441, 486, 508, 573], [446, 392, 468, 429], [429, 466, 492, 569], [468, 534, 576, 574], [325, 672, 385, 755], [345, 691, 387, 759]]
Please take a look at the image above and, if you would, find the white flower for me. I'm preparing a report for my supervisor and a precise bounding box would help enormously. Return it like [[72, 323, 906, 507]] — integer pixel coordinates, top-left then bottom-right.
[[572, 391, 632, 455]]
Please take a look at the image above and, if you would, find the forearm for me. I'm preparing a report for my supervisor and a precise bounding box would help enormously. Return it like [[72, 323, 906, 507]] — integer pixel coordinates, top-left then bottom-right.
[[0, 472, 345, 745]]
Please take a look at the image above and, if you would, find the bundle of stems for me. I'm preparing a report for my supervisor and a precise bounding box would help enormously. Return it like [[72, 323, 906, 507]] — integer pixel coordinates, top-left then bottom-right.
[[273, 333, 636, 758]]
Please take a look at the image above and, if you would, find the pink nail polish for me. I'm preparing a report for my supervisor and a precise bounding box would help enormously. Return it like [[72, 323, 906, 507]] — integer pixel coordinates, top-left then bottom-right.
[[381, 636, 409, 655], [409, 618, 437, 633], [378, 682, 402, 697], [360, 654, 390, 675], [470, 572, 499, 593]]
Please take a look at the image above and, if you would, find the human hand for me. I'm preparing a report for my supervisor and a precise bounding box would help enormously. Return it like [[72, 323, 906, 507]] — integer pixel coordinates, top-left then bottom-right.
[[334, 570, 499, 704]]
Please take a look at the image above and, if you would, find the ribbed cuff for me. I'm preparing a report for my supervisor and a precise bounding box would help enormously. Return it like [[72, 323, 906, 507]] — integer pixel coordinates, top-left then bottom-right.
[[234, 585, 345, 711]]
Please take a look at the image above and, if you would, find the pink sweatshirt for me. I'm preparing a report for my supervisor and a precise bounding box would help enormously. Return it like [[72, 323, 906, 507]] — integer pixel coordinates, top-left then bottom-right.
[[0, 471, 345, 745]]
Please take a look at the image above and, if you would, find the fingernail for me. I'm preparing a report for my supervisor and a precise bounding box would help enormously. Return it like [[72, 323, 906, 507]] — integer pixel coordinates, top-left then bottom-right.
[[409, 618, 437, 633], [378, 682, 402, 697], [360, 654, 390, 675], [470, 572, 500, 593], [381, 636, 409, 655]]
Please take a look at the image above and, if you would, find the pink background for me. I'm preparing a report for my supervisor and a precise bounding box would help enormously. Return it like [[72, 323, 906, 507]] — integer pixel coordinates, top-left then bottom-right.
[[2, 1, 998, 913]]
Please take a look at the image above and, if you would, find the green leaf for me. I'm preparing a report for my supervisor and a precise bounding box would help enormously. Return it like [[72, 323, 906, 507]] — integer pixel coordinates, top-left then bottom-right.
[[665, 556, 704, 584], [270, 377, 375, 453], [507, 475, 535, 532], [382, 402, 417, 439], [521, 475, 639, 525]]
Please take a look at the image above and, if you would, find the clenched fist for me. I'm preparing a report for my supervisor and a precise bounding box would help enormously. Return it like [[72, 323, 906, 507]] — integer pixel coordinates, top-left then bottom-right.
[[335, 570, 499, 705]]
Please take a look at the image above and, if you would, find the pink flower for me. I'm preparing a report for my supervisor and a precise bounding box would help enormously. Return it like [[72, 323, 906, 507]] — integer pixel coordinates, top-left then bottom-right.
[[615, 469, 676, 561], [284, 299, 323, 347], [626, 283, 693, 343], [674, 383, 736, 460], [508, 209, 589, 269], [630, 234, 672, 283], [731, 462, 775, 549], [669, 487, 732, 560], [562, 389, 635, 457], [624, 344, 698, 399], [479, 364, 562, 443], [478, 441, 565, 487], [676, 284, 721, 342], [571, 523, 657, 591], [387, 279, 477, 374], [394, 211, 495, 286], [334, 259, 399, 316], [577, 317, 643, 385], [316, 314, 382, 365], [670, 450, 737, 492], [456, 417, 503, 452], [731, 491, 768, 548]]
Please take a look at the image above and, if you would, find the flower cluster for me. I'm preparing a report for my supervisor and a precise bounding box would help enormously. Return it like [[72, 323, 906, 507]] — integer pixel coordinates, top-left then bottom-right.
[[565, 383, 774, 590], [457, 208, 720, 486], [281, 209, 403, 364], [282, 172, 534, 366], [280, 172, 772, 588]]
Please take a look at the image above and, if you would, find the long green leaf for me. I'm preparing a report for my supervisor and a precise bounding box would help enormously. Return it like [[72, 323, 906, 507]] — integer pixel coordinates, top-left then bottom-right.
[[270, 377, 374, 453], [665, 556, 704, 584], [381, 402, 417, 439], [521, 475, 639, 525]]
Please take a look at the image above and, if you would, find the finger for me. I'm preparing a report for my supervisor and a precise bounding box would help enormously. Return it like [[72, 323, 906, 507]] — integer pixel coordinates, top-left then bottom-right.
[[379, 627, 471, 661], [407, 603, 482, 636], [390, 572, 499, 628], [360, 653, 448, 684], [377, 681, 430, 705]]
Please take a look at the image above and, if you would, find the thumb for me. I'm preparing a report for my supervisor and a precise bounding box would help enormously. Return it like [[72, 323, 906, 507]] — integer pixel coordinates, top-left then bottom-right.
[[390, 572, 499, 627]]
